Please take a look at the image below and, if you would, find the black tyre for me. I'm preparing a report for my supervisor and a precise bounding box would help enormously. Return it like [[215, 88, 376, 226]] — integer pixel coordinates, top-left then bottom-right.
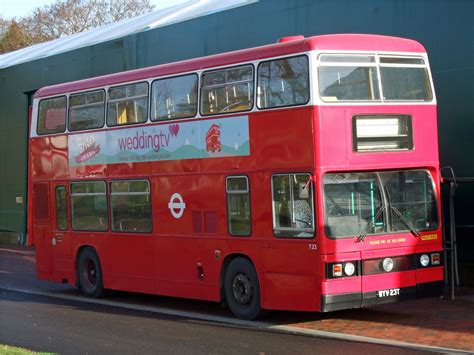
[[77, 248, 105, 298], [224, 257, 262, 320]]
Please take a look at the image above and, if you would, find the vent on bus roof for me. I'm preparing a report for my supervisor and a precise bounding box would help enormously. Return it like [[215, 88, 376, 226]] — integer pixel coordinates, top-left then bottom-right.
[[278, 35, 304, 43]]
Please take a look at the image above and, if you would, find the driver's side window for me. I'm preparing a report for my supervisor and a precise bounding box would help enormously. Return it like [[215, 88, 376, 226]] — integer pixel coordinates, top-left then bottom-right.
[[271, 173, 315, 238]]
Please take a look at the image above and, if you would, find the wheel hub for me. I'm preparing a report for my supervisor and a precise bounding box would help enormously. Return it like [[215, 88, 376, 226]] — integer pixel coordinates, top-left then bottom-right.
[[232, 273, 252, 305], [84, 259, 97, 287]]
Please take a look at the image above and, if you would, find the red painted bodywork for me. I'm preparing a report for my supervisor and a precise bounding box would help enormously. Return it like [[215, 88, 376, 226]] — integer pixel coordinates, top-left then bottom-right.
[[30, 34, 443, 312]]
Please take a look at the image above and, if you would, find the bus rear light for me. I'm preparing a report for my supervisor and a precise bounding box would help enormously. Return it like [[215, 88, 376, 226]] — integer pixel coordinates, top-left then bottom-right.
[[326, 261, 360, 279], [332, 264, 343, 277], [431, 253, 441, 265], [352, 115, 413, 152]]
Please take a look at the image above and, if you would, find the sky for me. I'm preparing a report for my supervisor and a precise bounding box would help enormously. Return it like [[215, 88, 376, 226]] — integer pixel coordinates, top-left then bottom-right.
[[0, 0, 190, 19]]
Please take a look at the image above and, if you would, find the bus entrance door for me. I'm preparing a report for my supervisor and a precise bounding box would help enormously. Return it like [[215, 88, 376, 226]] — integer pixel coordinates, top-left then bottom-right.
[[51, 182, 73, 283]]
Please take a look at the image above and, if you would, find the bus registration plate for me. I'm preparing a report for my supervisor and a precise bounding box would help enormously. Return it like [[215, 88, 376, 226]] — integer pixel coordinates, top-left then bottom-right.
[[377, 288, 400, 298]]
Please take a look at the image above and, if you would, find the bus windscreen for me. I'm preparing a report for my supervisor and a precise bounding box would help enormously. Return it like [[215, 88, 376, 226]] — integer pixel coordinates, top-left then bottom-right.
[[323, 170, 438, 238]]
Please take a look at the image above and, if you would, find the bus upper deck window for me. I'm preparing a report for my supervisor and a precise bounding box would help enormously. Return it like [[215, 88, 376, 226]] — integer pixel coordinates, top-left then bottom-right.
[[107, 82, 149, 126], [257, 55, 309, 109], [69, 90, 105, 131], [200, 65, 254, 115], [318, 55, 380, 102], [379, 57, 433, 101], [151, 74, 198, 121], [37, 96, 67, 135]]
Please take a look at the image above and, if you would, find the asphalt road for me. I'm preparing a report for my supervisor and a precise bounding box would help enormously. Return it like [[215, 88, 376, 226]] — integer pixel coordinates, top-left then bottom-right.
[[0, 290, 428, 354]]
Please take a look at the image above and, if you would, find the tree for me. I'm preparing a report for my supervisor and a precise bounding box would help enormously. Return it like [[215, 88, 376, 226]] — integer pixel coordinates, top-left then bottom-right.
[[0, 0, 155, 54], [0, 20, 34, 54]]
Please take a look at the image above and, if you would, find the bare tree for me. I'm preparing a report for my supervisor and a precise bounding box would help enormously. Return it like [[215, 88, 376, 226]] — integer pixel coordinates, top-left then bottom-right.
[[0, 0, 155, 54]]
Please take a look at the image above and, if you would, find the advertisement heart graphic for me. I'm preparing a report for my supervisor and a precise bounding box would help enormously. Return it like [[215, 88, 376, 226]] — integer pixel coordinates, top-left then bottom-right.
[[169, 124, 180, 137]]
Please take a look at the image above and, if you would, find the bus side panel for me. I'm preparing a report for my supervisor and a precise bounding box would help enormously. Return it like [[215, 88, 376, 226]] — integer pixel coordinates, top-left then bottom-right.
[[35, 225, 53, 281], [102, 233, 156, 295], [151, 174, 224, 301], [260, 240, 319, 311]]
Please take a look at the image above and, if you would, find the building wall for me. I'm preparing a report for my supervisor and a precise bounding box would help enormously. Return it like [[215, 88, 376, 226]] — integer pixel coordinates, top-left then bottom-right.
[[1, 0, 473, 266]]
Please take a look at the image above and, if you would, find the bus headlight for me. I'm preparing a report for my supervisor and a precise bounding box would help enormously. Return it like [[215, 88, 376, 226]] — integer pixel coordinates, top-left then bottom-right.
[[420, 254, 430, 267], [344, 262, 355, 276]]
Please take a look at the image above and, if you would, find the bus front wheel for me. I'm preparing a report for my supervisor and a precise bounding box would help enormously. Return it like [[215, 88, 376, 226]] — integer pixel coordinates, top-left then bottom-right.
[[77, 248, 105, 298], [224, 257, 262, 320]]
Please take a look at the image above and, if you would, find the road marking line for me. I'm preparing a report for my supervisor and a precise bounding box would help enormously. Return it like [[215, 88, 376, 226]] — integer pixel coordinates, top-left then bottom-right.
[[0, 286, 470, 354]]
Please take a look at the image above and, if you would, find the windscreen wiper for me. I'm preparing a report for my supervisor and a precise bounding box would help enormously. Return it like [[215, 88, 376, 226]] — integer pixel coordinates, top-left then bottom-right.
[[390, 206, 421, 238], [357, 206, 385, 243]]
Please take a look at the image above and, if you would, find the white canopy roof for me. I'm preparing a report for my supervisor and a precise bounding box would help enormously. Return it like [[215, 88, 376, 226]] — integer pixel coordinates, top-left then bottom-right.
[[0, 0, 256, 69]]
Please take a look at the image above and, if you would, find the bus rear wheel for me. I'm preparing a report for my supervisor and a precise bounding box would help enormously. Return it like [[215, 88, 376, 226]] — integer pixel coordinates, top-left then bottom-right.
[[224, 257, 262, 320], [77, 248, 105, 298]]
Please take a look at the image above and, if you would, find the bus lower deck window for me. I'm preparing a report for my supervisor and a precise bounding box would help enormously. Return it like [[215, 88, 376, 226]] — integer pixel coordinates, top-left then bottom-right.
[[110, 180, 152, 233], [272, 174, 314, 238], [226, 176, 251, 236], [71, 181, 108, 231]]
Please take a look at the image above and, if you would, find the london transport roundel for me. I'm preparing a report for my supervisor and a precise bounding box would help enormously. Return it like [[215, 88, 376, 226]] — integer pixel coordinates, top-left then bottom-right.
[[168, 193, 186, 219]]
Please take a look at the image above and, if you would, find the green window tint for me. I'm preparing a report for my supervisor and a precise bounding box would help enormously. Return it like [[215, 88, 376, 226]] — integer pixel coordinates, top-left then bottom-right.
[[107, 82, 148, 126], [55, 186, 68, 231], [257, 55, 309, 109], [71, 181, 107, 231], [151, 74, 198, 121], [320, 55, 375, 63], [226, 176, 251, 236], [201, 65, 253, 115], [37, 96, 67, 135], [272, 174, 314, 238], [110, 180, 152, 233], [69, 90, 105, 131]]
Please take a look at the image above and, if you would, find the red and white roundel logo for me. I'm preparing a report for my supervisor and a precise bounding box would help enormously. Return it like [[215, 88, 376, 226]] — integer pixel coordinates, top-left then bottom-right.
[[168, 193, 186, 219]]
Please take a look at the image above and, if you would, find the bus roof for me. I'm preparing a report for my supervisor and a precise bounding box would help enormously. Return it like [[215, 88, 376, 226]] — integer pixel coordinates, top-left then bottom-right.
[[34, 34, 426, 99]]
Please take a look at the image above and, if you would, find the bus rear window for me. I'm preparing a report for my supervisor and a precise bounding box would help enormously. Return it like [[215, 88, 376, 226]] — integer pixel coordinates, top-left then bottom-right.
[[37, 96, 67, 135], [107, 82, 148, 126], [69, 90, 105, 131], [257, 55, 309, 109], [201, 65, 253, 115], [151, 74, 198, 121]]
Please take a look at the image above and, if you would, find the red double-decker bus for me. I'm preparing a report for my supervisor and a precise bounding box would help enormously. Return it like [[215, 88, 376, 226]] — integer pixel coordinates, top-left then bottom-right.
[[30, 34, 443, 319]]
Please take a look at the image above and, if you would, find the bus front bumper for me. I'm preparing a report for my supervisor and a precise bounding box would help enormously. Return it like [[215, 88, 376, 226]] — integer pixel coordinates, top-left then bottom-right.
[[321, 281, 444, 312]]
